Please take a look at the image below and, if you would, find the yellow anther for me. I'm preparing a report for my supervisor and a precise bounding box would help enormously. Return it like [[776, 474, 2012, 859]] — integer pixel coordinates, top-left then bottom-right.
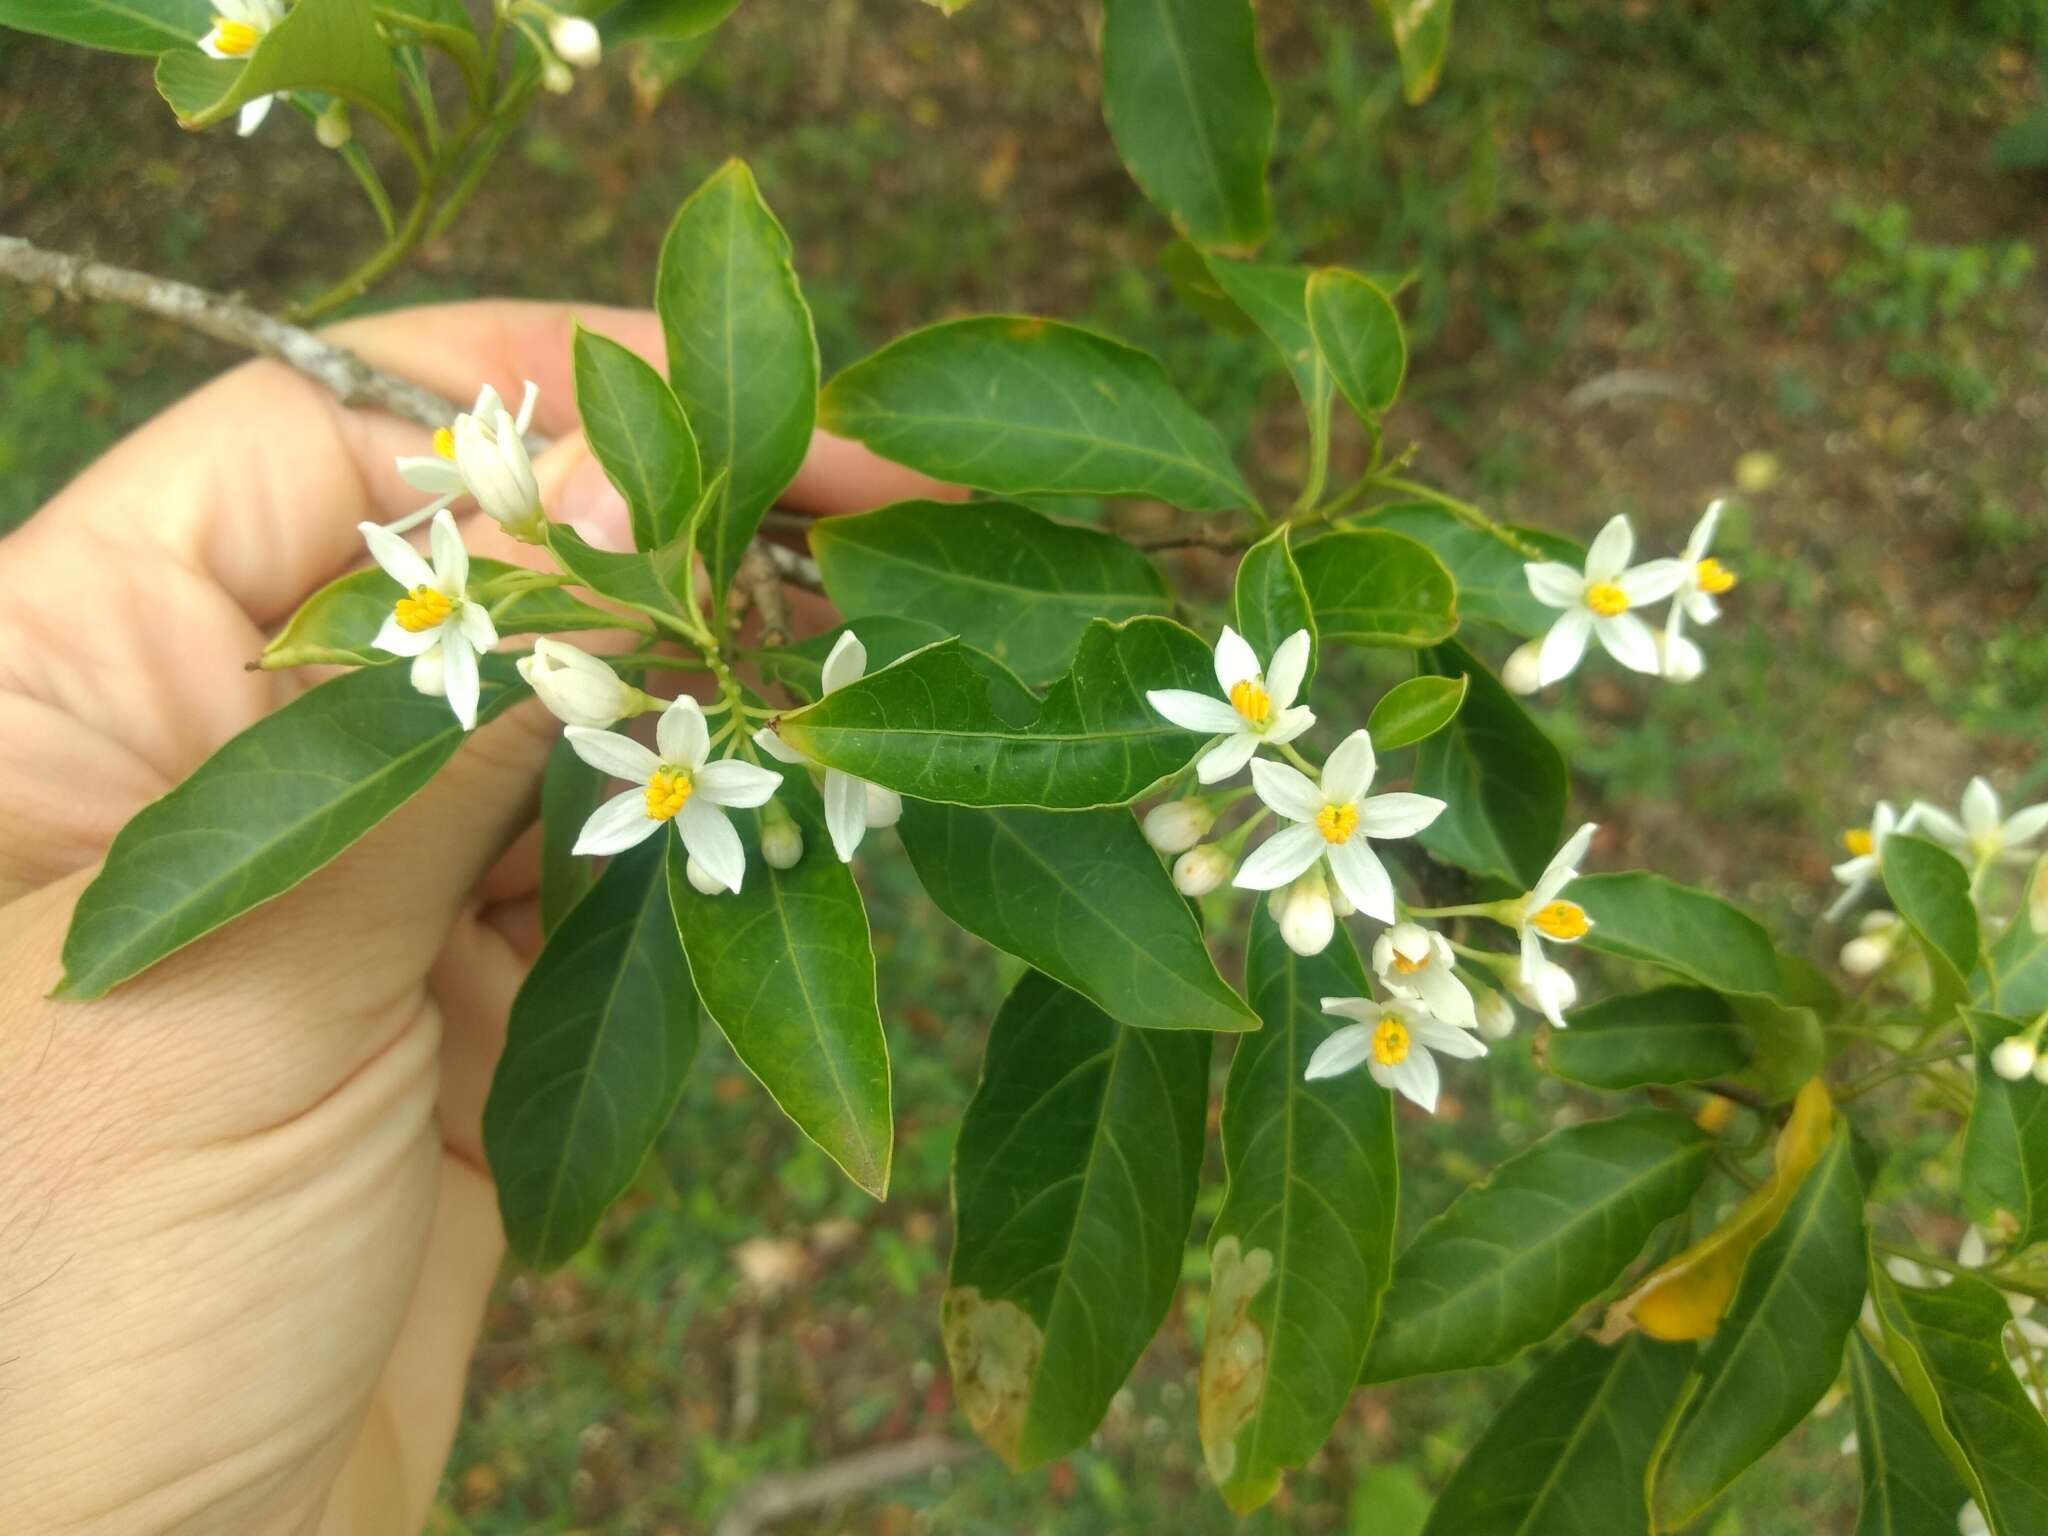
[[645, 770, 693, 821], [1842, 827, 1874, 858], [432, 426, 456, 460], [1391, 949, 1427, 975], [1372, 1015, 1411, 1066], [211, 17, 260, 54], [1695, 557, 1737, 595], [1316, 802, 1360, 845], [1695, 1094, 1738, 1135], [1228, 678, 1272, 727], [1585, 581, 1630, 617], [1531, 900, 1590, 940], [393, 585, 453, 633]]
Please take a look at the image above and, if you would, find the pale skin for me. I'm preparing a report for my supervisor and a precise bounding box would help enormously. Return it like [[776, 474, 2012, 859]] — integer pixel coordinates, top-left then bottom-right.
[[0, 300, 952, 1535]]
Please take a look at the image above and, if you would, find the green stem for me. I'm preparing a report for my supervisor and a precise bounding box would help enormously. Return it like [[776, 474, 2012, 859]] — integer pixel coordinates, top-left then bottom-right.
[[295, 188, 436, 320], [1837, 1040, 1971, 1101], [1275, 740, 1320, 777], [1291, 399, 1332, 518], [1366, 474, 1547, 560], [337, 142, 397, 237], [1872, 1241, 2048, 1302]]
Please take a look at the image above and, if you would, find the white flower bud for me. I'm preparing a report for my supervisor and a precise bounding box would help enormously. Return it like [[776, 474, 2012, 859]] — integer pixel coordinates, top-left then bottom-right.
[[1475, 987, 1517, 1041], [1329, 883, 1356, 919], [1839, 935, 1892, 976], [548, 12, 601, 67], [1270, 872, 1335, 957], [864, 783, 903, 829], [517, 638, 634, 728], [1656, 630, 1704, 684], [2034, 1053, 2048, 1086], [541, 57, 574, 93], [1143, 798, 1214, 854], [454, 408, 544, 539], [1501, 640, 1544, 696], [315, 100, 351, 149], [684, 855, 726, 896], [760, 816, 803, 870], [1992, 1036, 2039, 1082], [1172, 844, 1232, 897]]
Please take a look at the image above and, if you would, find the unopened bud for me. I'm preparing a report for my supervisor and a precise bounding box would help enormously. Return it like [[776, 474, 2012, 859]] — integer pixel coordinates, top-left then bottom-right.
[[1502, 640, 1544, 696], [1656, 630, 1704, 684], [1270, 872, 1335, 957], [315, 100, 351, 149], [760, 812, 803, 871], [548, 12, 601, 67], [1474, 987, 1516, 1041], [1172, 844, 1232, 897], [517, 638, 635, 728], [864, 782, 903, 829], [1992, 1036, 2039, 1083], [542, 57, 574, 93], [2033, 1053, 2048, 1086], [1143, 797, 1214, 854], [1839, 935, 1891, 977], [684, 855, 726, 896]]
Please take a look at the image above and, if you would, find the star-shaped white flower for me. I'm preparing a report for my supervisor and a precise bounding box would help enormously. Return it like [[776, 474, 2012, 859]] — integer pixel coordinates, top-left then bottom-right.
[[1373, 922, 1476, 1030], [358, 509, 498, 730], [1511, 957, 1580, 1030], [198, 0, 287, 134], [567, 697, 782, 889], [1828, 801, 1918, 921], [1911, 777, 2048, 870], [394, 382, 545, 540], [756, 631, 902, 862], [1146, 626, 1314, 784], [1508, 822, 1598, 997], [1306, 996, 1486, 1113], [1233, 729, 1445, 923], [1524, 515, 1685, 685]]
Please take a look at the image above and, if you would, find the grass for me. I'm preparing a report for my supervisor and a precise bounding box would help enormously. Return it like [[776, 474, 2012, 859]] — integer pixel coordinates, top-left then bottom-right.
[[5, 2, 2047, 1530]]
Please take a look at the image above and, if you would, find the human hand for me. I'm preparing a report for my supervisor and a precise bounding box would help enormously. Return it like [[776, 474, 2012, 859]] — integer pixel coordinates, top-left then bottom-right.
[[0, 300, 946, 1535]]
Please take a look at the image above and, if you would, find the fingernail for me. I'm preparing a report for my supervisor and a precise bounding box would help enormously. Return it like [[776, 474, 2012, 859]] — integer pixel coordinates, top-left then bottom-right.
[[557, 452, 632, 552]]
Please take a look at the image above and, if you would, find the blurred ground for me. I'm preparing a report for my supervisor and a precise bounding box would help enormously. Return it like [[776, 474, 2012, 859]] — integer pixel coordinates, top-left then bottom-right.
[[4, 2, 2046, 1532]]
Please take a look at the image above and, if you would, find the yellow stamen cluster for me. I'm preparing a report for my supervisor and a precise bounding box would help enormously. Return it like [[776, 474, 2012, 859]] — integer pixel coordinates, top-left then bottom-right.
[[1390, 948, 1427, 975], [645, 770, 693, 822], [1531, 900, 1590, 940], [1316, 802, 1360, 845], [1695, 557, 1737, 595], [211, 17, 260, 54], [1228, 678, 1272, 727], [1584, 581, 1630, 617], [394, 585, 453, 633], [1842, 827, 1874, 857], [432, 426, 457, 460], [1372, 1015, 1411, 1066]]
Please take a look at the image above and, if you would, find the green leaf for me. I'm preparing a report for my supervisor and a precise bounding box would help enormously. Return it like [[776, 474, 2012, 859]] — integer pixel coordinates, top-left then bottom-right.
[[896, 802, 1256, 1034], [810, 500, 1169, 685], [1372, 0, 1454, 105], [546, 524, 695, 628], [260, 560, 616, 670], [155, 0, 408, 138], [1363, 1111, 1712, 1383], [1849, 1332, 1976, 1536], [1567, 872, 1783, 997], [1233, 526, 1318, 690], [657, 159, 819, 596], [1419, 1334, 1696, 1536], [1199, 914, 1398, 1513], [944, 972, 1209, 1468], [1546, 986, 1754, 1090], [754, 616, 952, 701], [483, 837, 697, 1267], [1412, 641, 1566, 887], [1983, 908, 2048, 1016], [818, 317, 1253, 513], [1098, 0, 1274, 250], [599, 0, 739, 41], [775, 619, 1215, 810], [1203, 257, 1331, 420], [1882, 833, 1980, 1015], [1960, 1010, 2048, 1246], [1365, 503, 1583, 637], [572, 324, 702, 552], [58, 659, 527, 1000], [1367, 674, 1466, 751], [1649, 1127, 1868, 1529], [0, 0, 208, 53], [540, 735, 607, 937], [666, 781, 891, 1197], [1874, 1268, 2048, 1536], [1294, 530, 1456, 648], [1305, 268, 1406, 419]]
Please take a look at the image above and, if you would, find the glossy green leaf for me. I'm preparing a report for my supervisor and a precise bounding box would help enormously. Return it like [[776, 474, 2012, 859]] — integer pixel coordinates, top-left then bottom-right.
[[666, 782, 891, 1197], [1419, 1334, 1696, 1536], [1568, 872, 1783, 997], [58, 658, 526, 1000], [1874, 1268, 2048, 1536], [1367, 674, 1466, 751], [810, 500, 1168, 684], [546, 524, 695, 627], [1412, 641, 1566, 887], [1883, 833, 1980, 1014], [155, 0, 407, 137], [896, 802, 1256, 1034], [1203, 257, 1331, 418], [1233, 526, 1318, 690], [1364, 503, 1583, 637], [573, 324, 702, 552], [0, 0, 208, 53], [599, 0, 739, 41], [1983, 908, 2048, 1016], [1294, 530, 1456, 648], [819, 317, 1253, 513], [1849, 1332, 1976, 1536], [657, 159, 819, 596], [1306, 268, 1406, 418], [1546, 986, 1754, 1089], [1650, 1128, 1868, 1529], [1363, 1111, 1712, 1384], [540, 735, 608, 937], [944, 972, 1209, 1468], [754, 616, 952, 702], [483, 837, 697, 1266], [1199, 913, 1397, 1513], [1098, 0, 1273, 250], [1960, 1010, 2048, 1246], [1372, 0, 1454, 104]]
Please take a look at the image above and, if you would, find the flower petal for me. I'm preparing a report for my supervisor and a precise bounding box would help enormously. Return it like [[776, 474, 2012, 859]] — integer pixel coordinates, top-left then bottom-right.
[[656, 697, 710, 768], [1688, 499, 1723, 559], [1415, 1017, 1487, 1058], [677, 799, 746, 892], [694, 758, 783, 809], [821, 630, 868, 694], [1196, 732, 1260, 784], [1233, 823, 1324, 890], [1148, 688, 1242, 735], [1618, 558, 1685, 605], [1214, 625, 1259, 693], [357, 519, 435, 591], [573, 788, 663, 856], [459, 602, 498, 654], [1524, 561, 1585, 608], [1913, 805, 1966, 849], [439, 629, 480, 730], [1304, 1023, 1373, 1081], [429, 508, 469, 595], [1356, 791, 1445, 840], [1584, 514, 1634, 583], [1962, 777, 2002, 842], [1417, 966, 1478, 1031], [1594, 611, 1660, 675], [371, 614, 438, 658], [1320, 995, 1378, 1022], [1520, 926, 1546, 984], [1537, 607, 1593, 686], [865, 784, 904, 828], [1327, 838, 1396, 923], [1266, 705, 1316, 745], [1322, 728, 1377, 804], [754, 727, 808, 765], [1541, 822, 1597, 892], [1682, 588, 1720, 626], [566, 725, 660, 784], [1384, 1046, 1441, 1113], [1265, 630, 1311, 709], [1249, 758, 1324, 823], [236, 93, 275, 137], [2001, 802, 2048, 850], [396, 457, 463, 493], [825, 769, 866, 861]]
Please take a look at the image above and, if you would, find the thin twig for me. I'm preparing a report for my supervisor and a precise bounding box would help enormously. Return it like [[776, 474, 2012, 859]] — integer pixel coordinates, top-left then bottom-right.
[[713, 1437, 976, 1536], [737, 537, 795, 644]]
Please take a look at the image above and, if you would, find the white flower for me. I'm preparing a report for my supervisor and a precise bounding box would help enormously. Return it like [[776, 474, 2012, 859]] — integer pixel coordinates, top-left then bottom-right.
[[1993, 1036, 2039, 1082], [198, 0, 287, 135], [517, 638, 636, 728], [394, 382, 545, 541], [1143, 798, 1215, 854], [1510, 958, 1580, 1028], [1307, 996, 1486, 1113], [1508, 822, 1597, 988], [1173, 844, 1232, 897], [567, 697, 782, 888], [756, 632, 894, 862], [1501, 640, 1544, 696], [1269, 870, 1336, 957], [1912, 777, 2048, 869], [548, 12, 602, 67], [1668, 500, 1737, 632], [1524, 514, 1686, 685], [1474, 986, 1517, 1040], [1373, 922, 1476, 1030], [1839, 910, 1902, 976], [1234, 729, 1445, 924], [358, 509, 498, 730], [1828, 801, 1918, 922], [1146, 626, 1315, 784]]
